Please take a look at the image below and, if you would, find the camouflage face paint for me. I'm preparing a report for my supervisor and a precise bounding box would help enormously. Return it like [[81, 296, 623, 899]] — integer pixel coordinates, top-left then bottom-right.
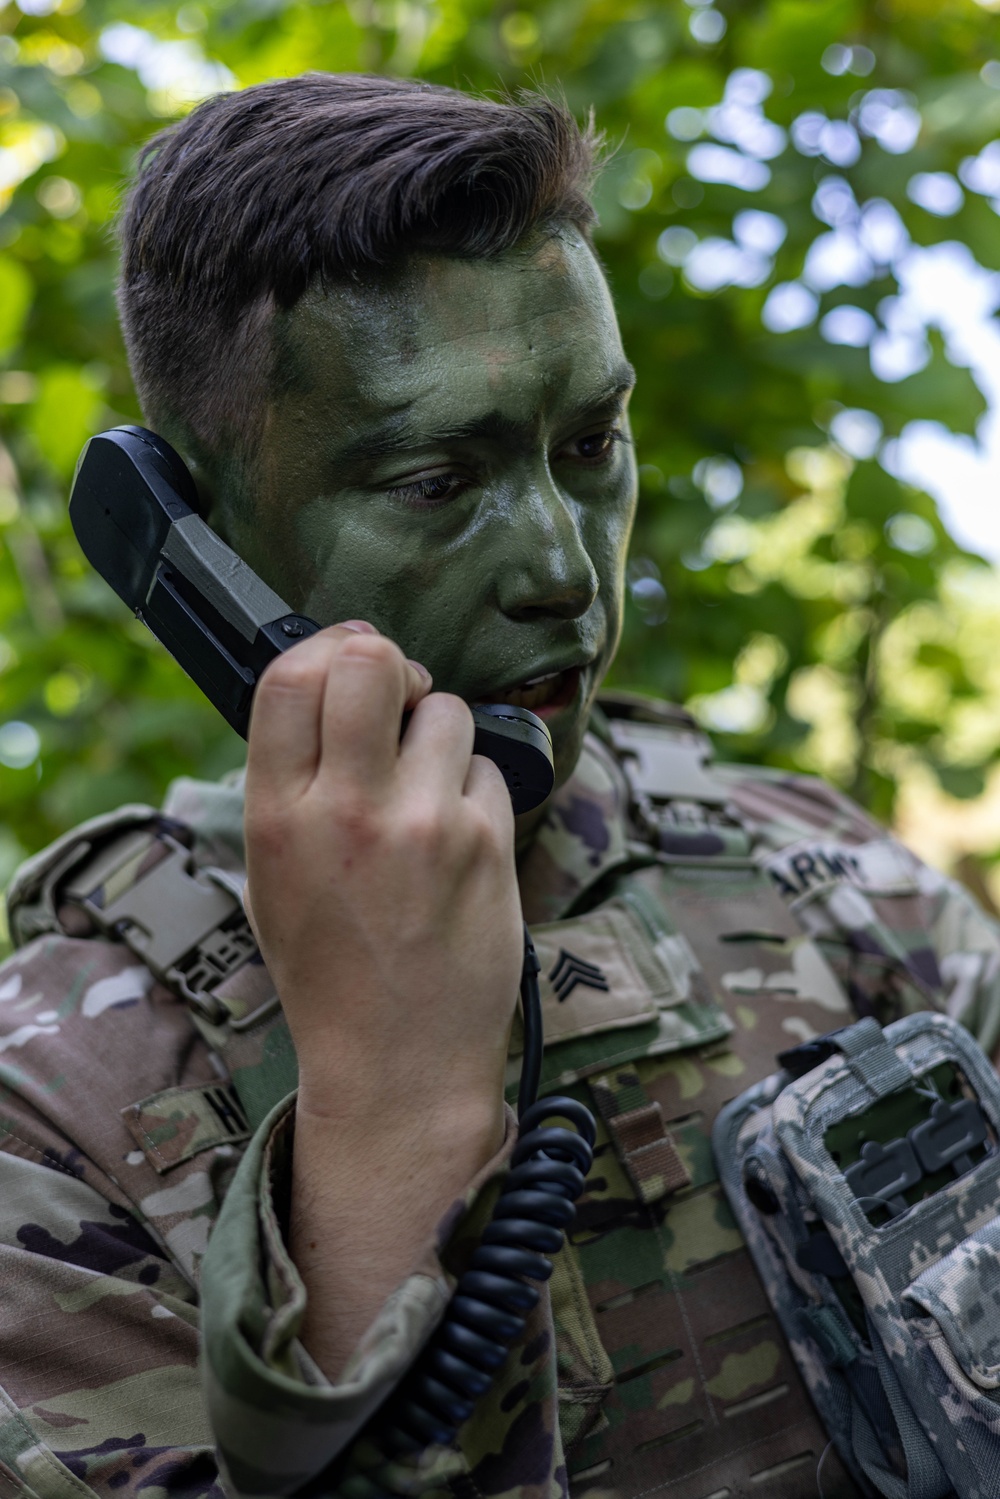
[[205, 231, 638, 791]]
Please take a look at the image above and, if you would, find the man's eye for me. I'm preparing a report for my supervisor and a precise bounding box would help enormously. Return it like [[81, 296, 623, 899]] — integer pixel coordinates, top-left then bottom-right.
[[387, 473, 467, 507], [569, 428, 627, 463]]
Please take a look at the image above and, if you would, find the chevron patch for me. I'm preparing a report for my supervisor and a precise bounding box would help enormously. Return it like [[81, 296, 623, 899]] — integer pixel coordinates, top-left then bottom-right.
[[549, 948, 610, 1002]]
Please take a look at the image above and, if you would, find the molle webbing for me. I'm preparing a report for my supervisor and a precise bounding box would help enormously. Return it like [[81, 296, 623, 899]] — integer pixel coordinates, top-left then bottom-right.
[[835, 1015, 913, 1096], [560, 706, 864, 1497]]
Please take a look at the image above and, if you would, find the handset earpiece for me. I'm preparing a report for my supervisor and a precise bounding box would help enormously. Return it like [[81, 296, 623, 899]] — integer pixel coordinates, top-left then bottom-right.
[[69, 427, 555, 814]]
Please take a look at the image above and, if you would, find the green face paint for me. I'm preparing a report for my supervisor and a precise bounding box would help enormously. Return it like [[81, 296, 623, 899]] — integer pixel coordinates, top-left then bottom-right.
[[213, 230, 637, 790]]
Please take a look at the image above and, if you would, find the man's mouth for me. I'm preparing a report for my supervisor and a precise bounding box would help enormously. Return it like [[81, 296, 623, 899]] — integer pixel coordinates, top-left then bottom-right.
[[483, 665, 583, 718]]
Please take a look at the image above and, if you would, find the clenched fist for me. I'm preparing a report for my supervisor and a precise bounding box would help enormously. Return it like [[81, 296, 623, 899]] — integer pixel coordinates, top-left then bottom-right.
[[242, 621, 523, 1372]]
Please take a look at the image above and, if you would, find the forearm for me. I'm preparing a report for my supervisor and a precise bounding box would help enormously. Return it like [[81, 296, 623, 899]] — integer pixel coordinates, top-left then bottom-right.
[[289, 1080, 506, 1377]]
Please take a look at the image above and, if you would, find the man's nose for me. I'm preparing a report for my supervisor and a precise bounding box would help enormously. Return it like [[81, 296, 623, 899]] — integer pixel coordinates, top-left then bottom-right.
[[496, 478, 599, 621]]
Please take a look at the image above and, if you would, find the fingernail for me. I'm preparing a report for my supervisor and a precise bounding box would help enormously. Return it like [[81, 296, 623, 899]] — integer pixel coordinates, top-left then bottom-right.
[[335, 619, 378, 634], [408, 659, 432, 681]]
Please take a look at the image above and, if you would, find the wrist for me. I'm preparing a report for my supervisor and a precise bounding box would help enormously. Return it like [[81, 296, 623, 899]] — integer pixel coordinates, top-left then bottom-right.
[[293, 1023, 509, 1135], [295, 1072, 506, 1180], [296, 1083, 505, 1151]]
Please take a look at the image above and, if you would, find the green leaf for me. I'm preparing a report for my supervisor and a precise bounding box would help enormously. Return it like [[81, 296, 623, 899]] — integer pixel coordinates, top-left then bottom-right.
[[26, 365, 105, 477], [0, 257, 33, 358], [935, 763, 987, 800]]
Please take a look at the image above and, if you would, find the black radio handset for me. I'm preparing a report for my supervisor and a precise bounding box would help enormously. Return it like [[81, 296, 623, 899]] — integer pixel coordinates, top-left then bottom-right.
[[69, 426, 555, 815]]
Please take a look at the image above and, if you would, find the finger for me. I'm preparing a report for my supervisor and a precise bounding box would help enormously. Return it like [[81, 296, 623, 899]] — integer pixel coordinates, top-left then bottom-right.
[[405, 658, 434, 708], [398, 692, 476, 800], [247, 622, 387, 801], [332, 621, 432, 709], [464, 751, 515, 834], [247, 626, 348, 802], [319, 631, 422, 788]]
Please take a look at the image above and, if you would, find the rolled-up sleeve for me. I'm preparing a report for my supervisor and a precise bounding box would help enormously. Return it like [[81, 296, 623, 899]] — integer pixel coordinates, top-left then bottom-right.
[[201, 1096, 548, 1499]]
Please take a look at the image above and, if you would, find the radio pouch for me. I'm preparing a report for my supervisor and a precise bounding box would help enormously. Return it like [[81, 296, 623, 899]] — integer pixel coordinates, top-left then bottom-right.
[[714, 1012, 1000, 1499]]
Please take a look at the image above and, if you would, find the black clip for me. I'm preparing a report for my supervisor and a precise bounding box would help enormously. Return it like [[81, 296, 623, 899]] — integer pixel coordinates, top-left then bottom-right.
[[796, 1231, 850, 1279], [777, 1029, 847, 1080], [844, 1137, 922, 1218], [910, 1097, 987, 1179]]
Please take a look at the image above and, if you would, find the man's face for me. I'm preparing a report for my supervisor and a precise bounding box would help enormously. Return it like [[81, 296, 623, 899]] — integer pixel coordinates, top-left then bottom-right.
[[218, 230, 637, 788]]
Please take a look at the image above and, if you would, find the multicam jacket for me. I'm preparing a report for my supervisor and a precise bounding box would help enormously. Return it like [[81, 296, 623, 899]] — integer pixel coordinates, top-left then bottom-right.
[[2, 695, 1000, 1499]]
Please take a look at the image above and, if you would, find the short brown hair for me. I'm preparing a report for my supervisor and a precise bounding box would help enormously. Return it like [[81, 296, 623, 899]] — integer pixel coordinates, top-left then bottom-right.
[[117, 74, 600, 494]]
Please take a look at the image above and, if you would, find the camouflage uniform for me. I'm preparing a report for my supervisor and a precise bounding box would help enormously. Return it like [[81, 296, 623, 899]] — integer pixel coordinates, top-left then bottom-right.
[[2, 695, 1000, 1499]]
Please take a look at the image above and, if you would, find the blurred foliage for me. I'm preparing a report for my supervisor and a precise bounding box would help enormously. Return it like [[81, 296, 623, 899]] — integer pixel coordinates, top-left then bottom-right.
[[4, 0, 1000, 912]]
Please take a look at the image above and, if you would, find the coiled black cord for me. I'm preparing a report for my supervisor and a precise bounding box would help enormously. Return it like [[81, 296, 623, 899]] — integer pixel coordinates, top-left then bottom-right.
[[342, 925, 596, 1494]]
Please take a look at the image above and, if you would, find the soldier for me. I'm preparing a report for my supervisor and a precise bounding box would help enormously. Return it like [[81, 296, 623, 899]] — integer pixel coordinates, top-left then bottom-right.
[[2, 71, 1000, 1499]]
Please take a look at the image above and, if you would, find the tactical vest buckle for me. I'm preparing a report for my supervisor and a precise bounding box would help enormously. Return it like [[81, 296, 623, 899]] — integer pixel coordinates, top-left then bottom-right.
[[606, 719, 728, 805], [777, 1030, 847, 1079], [67, 832, 253, 1024]]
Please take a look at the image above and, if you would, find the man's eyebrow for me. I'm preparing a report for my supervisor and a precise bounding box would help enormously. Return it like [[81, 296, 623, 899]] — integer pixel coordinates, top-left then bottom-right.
[[339, 361, 638, 465]]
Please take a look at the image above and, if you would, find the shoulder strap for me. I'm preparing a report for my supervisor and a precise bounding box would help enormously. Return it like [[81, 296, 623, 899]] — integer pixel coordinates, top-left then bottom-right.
[[595, 692, 754, 859], [7, 810, 292, 1130], [7, 803, 164, 947]]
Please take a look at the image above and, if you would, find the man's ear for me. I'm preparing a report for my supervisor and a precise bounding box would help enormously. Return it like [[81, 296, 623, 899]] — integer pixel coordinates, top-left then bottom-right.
[[184, 454, 227, 535], [147, 415, 232, 539]]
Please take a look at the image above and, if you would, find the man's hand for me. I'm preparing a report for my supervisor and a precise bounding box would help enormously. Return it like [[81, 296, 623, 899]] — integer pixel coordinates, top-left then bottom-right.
[[242, 622, 522, 1374]]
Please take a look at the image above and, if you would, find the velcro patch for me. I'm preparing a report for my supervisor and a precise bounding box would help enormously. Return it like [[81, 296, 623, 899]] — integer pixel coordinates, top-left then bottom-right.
[[527, 903, 669, 1047], [765, 838, 919, 902], [123, 1081, 250, 1173]]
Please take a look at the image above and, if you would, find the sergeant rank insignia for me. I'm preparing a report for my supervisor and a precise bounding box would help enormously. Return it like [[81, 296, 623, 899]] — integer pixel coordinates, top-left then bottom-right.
[[549, 949, 610, 1001]]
